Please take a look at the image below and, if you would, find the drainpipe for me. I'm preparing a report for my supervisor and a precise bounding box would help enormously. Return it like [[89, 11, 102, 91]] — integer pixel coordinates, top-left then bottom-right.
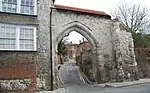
[[50, 6, 54, 91], [49, 0, 56, 91]]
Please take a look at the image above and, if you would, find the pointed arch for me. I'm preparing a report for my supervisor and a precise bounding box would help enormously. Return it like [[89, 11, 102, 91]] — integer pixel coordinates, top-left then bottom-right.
[[54, 21, 98, 82], [56, 21, 97, 51]]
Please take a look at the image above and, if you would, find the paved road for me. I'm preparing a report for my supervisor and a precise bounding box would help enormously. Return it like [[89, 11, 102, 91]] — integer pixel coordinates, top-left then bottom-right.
[[59, 60, 150, 93]]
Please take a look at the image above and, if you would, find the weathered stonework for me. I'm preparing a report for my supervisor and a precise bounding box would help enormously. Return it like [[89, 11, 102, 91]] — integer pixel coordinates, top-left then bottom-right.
[[0, 0, 138, 91], [52, 9, 113, 66], [0, 79, 31, 92], [0, 52, 36, 92], [111, 22, 138, 82], [36, 0, 54, 90], [51, 8, 137, 84]]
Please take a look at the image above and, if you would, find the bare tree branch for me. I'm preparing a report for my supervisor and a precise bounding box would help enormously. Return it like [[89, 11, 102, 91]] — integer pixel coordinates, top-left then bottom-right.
[[114, 3, 150, 34]]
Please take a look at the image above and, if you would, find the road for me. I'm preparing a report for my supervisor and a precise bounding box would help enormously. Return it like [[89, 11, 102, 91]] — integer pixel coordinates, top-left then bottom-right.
[[59, 60, 150, 93]]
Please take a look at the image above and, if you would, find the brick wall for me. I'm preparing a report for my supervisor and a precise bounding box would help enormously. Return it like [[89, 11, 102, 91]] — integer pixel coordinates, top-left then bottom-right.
[[79, 42, 91, 52], [135, 48, 150, 78], [0, 52, 37, 92], [135, 48, 150, 57]]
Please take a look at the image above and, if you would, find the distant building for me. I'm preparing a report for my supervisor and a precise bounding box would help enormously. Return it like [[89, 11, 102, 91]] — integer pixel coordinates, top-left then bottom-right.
[[65, 44, 78, 58], [75, 41, 94, 81], [76, 41, 92, 65], [0, 0, 138, 91], [65, 39, 91, 59], [79, 41, 92, 52]]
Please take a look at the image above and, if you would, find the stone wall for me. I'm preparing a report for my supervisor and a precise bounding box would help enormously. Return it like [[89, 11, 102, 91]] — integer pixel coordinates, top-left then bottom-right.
[[52, 9, 114, 83], [0, 1, 139, 90], [75, 21, 139, 83], [0, 0, 55, 91], [51, 8, 138, 84], [110, 22, 138, 82], [0, 52, 36, 92], [0, 6, 38, 92], [37, 0, 54, 90], [52, 9, 113, 66]]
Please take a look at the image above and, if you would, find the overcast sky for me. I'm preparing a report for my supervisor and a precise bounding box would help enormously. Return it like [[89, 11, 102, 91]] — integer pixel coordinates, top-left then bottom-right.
[[55, 0, 150, 44], [55, 0, 150, 14]]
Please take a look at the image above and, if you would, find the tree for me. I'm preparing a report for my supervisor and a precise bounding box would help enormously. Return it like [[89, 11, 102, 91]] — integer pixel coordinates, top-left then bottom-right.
[[114, 3, 150, 34], [113, 3, 150, 48], [57, 39, 67, 64], [144, 34, 150, 47], [58, 39, 68, 56], [133, 33, 148, 48]]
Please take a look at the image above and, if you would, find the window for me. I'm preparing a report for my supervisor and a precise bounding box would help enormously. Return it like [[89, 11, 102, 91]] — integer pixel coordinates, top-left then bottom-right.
[[21, 0, 34, 14], [20, 28, 34, 50], [2, 0, 17, 12], [0, 0, 36, 15], [0, 26, 16, 49], [0, 23, 36, 51]]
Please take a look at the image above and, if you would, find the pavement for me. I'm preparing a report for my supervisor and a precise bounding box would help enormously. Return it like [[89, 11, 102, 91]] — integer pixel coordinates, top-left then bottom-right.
[[39, 59, 150, 93], [38, 88, 67, 93], [38, 88, 66, 93], [38, 91, 54, 93], [95, 78, 150, 88]]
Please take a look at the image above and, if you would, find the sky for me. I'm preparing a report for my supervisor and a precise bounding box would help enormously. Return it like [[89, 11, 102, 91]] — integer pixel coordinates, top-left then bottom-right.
[[55, 0, 150, 44], [63, 31, 86, 44], [55, 0, 150, 15]]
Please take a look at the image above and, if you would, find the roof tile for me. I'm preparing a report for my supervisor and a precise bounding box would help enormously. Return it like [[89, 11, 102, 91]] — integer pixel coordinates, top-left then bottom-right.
[[55, 4, 111, 18]]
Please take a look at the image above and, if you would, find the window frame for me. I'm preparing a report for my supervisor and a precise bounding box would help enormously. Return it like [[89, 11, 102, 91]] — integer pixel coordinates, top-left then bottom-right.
[[0, 23, 37, 51], [2, 0, 17, 13], [0, 0, 37, 15]]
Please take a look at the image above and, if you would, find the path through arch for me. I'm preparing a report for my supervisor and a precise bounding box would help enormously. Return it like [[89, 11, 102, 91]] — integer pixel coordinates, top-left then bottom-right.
[[54, 21, 98, 83]]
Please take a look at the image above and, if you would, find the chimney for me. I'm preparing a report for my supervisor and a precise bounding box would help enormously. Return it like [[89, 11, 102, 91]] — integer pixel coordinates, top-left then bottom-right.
[[82, 38, 85, 42], [52, 0, 55, 3], [79, 40, 81, 44]]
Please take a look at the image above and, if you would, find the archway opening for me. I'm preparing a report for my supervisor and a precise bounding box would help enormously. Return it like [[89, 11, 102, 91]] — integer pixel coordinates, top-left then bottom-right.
[[57, 31, 96, 82], [54, 21, 98, 84]]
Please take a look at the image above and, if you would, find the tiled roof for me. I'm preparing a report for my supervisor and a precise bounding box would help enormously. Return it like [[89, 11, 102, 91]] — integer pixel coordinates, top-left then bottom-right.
[[55, 4, 111, 19]]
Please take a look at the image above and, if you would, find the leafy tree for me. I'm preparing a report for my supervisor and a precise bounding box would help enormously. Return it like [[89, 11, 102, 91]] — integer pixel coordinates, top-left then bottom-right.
[[132, 33, 148, 48], [144, 34, 150, 47], [57, 39, 67, 64], [57, 39, 67, 56]]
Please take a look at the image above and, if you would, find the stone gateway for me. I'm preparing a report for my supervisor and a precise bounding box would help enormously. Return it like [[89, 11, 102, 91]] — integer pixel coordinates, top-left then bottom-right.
[[0, 0, 138, 91]]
